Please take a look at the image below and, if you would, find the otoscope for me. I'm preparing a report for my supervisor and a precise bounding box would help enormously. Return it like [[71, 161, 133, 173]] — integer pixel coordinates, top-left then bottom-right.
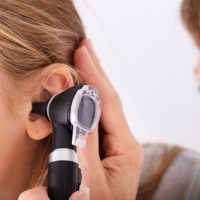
[[31, 84, 101, 200]]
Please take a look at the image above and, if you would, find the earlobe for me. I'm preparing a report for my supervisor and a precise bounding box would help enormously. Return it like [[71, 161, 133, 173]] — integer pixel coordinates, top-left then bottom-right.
[[26, 115, 52, 140]]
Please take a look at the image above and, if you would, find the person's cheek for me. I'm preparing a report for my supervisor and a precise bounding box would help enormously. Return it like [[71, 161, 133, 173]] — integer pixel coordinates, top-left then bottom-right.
[[0, 99, 27, 160]]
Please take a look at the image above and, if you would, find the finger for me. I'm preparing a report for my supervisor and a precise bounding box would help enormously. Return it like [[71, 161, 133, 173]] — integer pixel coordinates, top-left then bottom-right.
[[79, 38, 113, 87], [74, 45, 119, 107], [18, 186, 49, 200], [74, 44, 106, 184]]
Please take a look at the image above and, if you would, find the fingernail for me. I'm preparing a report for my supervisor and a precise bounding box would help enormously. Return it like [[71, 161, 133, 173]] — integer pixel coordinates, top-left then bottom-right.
[[81, 45, 90, 57], [81, 44, 88, 52], [78, 187, 90, 200]]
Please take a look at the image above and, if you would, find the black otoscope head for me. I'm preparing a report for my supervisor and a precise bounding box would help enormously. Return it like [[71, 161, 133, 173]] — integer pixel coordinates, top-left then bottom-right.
[[31, 84, 101, 148], [31, 85, 83, 124]]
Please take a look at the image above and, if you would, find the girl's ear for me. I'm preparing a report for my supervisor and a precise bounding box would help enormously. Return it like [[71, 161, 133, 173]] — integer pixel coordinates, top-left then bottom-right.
[[25, 65, 74, 140]]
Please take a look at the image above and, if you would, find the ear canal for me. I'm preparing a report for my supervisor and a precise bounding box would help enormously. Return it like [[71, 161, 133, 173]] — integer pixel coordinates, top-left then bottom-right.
[[31, 101, 49, 120]]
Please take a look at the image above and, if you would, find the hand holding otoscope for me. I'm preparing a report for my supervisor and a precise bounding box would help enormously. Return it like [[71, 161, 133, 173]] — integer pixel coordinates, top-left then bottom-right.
[[18, 39, 143, 200]]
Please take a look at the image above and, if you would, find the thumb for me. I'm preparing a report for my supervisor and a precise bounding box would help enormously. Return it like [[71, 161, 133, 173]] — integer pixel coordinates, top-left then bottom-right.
[[69, 187, 90, 200]]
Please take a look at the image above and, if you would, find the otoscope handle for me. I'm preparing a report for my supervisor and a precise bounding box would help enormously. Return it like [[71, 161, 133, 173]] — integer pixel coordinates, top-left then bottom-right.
[[47, 124, 82, 200], [51, 124, 76, 151]]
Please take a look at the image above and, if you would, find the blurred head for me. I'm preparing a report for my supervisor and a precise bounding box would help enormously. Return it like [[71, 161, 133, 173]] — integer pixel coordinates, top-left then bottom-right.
[[0, 0, 85, 190], [136, 2, 199, 200], [181, 0, 200, 81]]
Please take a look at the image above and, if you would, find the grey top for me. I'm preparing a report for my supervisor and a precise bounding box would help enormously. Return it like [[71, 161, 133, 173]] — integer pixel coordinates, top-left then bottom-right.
[[139, 143, 200, 200]]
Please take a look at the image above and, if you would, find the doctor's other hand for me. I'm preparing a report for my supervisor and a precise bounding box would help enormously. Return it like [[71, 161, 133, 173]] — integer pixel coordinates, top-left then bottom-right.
[[73, 38, 144, 200], [18, 186, 89, 200]]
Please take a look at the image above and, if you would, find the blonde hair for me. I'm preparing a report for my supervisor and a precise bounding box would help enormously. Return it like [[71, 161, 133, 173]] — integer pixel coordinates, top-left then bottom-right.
[[0, 0, 86, 188]]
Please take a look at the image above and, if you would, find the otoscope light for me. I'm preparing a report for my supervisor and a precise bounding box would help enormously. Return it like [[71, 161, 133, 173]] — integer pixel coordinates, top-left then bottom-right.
[[70, 85, 101, 148]]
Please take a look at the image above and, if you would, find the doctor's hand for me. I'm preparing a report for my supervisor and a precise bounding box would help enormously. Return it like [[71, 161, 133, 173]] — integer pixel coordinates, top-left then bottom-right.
[[73, 38, 143, 200]]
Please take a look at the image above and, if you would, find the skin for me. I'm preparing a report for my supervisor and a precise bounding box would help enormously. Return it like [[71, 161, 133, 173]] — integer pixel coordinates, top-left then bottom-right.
[[0, 38, 143, 200]]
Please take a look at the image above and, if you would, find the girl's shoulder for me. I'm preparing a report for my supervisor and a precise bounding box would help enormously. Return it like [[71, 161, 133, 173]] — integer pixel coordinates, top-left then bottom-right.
[[139, 143, 200, 200]]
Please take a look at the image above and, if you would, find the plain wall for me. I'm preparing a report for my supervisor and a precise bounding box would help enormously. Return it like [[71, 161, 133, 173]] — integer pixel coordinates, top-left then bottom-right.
[[75, 0, 200, 151]]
